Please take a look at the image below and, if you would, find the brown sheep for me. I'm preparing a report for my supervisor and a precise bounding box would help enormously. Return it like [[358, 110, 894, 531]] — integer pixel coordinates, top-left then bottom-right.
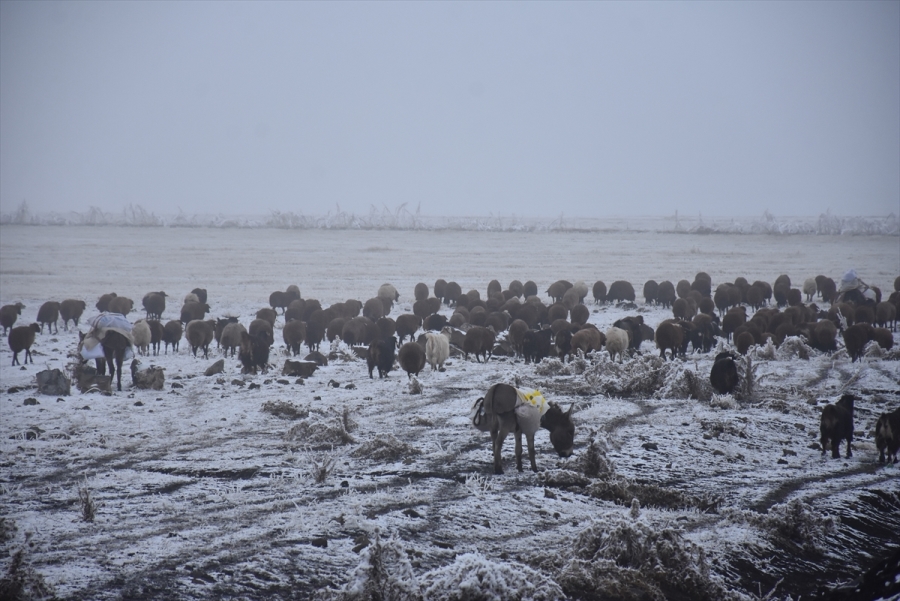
[[142, 292, 167, 320], [875, 301, 896, 331], [376, 317, 396, 340], [414, 282, 429, 301], [424, 313, 449, 331], [570, 303, 589, 326], [283, 319, 307, 356], [434, 279, 448, 301], [546, 280, 573, 303], [59, 299, 87, 330], [735, 331, 755, 355], [8, 323, 40, 365], [820, 394, 854, 459], [656, 280, 676, 308], [397, 341, 426, 379], [342, 316, 372, 346], [269, 290, 290, 314], [722, 307, 747, 341], [36, 301, 60, 334], [854, 304, 875, 325], [248, 318, 274, 346], [872, 327, 894, 351], [484, 311, 509, 333], [787, 288, 803, 306], [108, 296, 134, 316], [507, 319, 529, 358], [256, 307, 278, 327], [809, 320, 838, 353], [285, 299, 306, 322], [305, 319, 326, 352], [569, 326, 604, 359], [843, 323, 873, 362], [547, 303, 568, 323], [147, 319, 164, 356], [672, 298, 694, 321], [875, 408, 900, 464], [676, 280, 691, 299], [463, 326, 496, 362], [607, 280, 635, 303], [655, 320, 684, 360], [710, 352, 739, 394], [191, 288, 208, 304], [691, 313, 718, 353], [592, 281, 607, 304], [642, 280, 659, 305], [326, 317, 347, 342], [443, 281, 462, 306], [96, 292, 117, 313], [0, 302, 25, 335], [523, 281, 538, 298], [215, 316, 239, 348], [487, 279, 502, 299], [180, 301, 210, 324], [449, 312, 467, 328], [363, 297, 385, 321], [692, 272, 712, 297], [184, 319, 215, 359], [395, 314, 422, 343], [508, 280, 525, 297], [163, 320, 183, 354]]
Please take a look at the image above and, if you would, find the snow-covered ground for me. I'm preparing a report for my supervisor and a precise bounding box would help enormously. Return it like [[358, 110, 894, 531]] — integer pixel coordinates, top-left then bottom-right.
[[1, 225, 898, 600]]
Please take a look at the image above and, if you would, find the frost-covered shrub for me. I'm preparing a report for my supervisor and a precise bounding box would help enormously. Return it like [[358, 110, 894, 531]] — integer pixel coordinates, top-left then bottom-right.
[[723, 498, 838, 552], [709, 394, 738, 410], [533, 358, 565, 376], [408, 377, 423, 395], [583, 354, 713, 400], [576, 432, 616, 478], [350, 434, 420, 462], [336, 533, 422, 601], [420, 552, 564, 601], [558, 515, 740, 601], [261, 399, 309, 420], [777, 336, 812, 361], [541, 470, 591, 489], [585, 477, 704, 512], [286, 409, 356, 446], [752, 339, 777, 361]]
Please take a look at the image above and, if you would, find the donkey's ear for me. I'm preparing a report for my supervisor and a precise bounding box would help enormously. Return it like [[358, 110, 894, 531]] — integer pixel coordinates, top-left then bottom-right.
[[566, 404, 574, 416]]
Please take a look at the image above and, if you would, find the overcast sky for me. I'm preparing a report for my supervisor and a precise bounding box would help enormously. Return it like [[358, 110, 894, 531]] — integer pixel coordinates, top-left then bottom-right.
[[1, 1, 898, 218]]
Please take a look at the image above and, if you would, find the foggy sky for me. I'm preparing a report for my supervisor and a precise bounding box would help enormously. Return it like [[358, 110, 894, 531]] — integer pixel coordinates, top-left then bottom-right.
[[1, 1, 898, 218]]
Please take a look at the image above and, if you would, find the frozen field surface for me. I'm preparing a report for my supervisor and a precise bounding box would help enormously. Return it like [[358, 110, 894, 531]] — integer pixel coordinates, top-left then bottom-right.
[[1, 225, 899, 600]]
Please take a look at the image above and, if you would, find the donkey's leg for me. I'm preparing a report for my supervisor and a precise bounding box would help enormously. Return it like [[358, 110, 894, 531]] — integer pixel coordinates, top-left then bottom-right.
[[115, 350, 124, 392], [526, 432, 537, 472], [514, 428, 523, 472], [491, 416, 513, 475]]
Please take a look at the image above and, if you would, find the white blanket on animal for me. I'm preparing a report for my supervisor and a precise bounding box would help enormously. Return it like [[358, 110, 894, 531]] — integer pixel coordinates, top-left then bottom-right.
[[514, 388, 549, 435], [80, 313, 135, 361]]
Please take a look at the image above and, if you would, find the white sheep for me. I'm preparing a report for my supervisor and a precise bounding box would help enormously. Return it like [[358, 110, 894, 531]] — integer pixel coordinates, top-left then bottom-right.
[[184, 292, 200, 304], [425, 327, 452, 371], [378, 283, 400, 302], [803, 278, 817, 302], [605, 326, 630, 363], [132, 319, 152, 356]]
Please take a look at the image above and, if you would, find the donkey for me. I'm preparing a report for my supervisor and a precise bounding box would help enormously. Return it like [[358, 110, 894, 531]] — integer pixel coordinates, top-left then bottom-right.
[[472, 383, 575, 474], [78, 327, 131, 392]]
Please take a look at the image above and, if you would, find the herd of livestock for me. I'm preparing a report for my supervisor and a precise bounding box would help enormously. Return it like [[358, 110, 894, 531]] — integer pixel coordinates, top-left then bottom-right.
[[2, 272, 899, 468]]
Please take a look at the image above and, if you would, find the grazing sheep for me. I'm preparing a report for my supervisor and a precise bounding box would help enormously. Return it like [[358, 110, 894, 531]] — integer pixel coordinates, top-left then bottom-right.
[[395, 314, 422, 343], [570, 303, 589, 326], [256, 307, 277, 327], [876, 301, 896, 331], [819, 277, 837, 303], [183, 293, 200, 304], [746, 285, 764, 311], [810, 320, 838, 353], [142, 292, 167, 320], [132, 319, 152, 355], [398, 341, 426, 379], [546, 280, 573, 303], [434, 279, 448, 302], [787, 288, 803, 307], [163, 320, 183, 354], [507, 319, 529, 358], [484, 311, 510, 333], [523, 281, 538, 298], [607, 280, 635, 303], [555, 329, 573, 360], [820, 394, 855, 459], [363, 297, 385, 321], [676, 280, 692, 299], [220, 321, 247, 357], [285, 285, 301, 304], [487, 279, 502, 299], [569, 326, 604, 359], [108, 296, 134, 316], [561, 287, 581, 311], [326, 317, 347, 342], [547, 303, 568, 323], [283, 320, 308, 356], [96, 293, 117, 313], [653, 280, 674, 308], [691, 313, 718, 353], [655, 321, 684, 361], [191, 288, 208, 304], [425, 327, 452, 371], [508, 280, 524, 298], [722, 307, 747, 341], [376, 317, 396, 340], [872, 327, 894, 351], [36, 301, 60, 334], [522, 327, 553, 364], [342, 317, 371, 346], [0, 302, 25, 335], [423, 313, 449, 332], [367, 336, 397, 378], [710, 352, 739, 394], [843, 323, 874, 362], [605, 326, 630, 363], [613, 316, 644, 351], [875, 408, 900, 464], [378, 283, 400, 303], [269, 291, 290, 314], [248, 318, 274, 346], [185, 319, 215, 359], [180, 301, 210, 324], [59, 299, 87, 330], [414, 282, 429, 301], [239, 330, 270, 374], [803, 278, 817, 302], [464, 326, 496, 363], [643, 280, 659, 305], [672, 298, 695, 321], [215, 316, 239, 348], [773, 283, 790, 308], [735, 331, 756, 355], [284, 299, 306, 323], [146, 319, 164, 355], [8, 323, 40, 365], [692, 273, 712, 298]]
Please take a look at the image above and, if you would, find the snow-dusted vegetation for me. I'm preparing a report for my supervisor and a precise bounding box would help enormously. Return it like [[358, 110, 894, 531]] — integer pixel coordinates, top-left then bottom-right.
[[1, 225, 898, 600]]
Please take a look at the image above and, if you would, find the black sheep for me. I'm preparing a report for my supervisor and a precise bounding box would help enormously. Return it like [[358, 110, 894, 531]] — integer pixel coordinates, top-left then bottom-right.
[[820, 394, 855, 459], [522, 327, 553, 364], [875, 407, 900, 464], [710, 352, 739, 394], [367, 336, 397, 378]]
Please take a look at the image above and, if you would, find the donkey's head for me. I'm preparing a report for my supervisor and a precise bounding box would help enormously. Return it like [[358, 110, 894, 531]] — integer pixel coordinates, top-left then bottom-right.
[[542, 403, 575, 458]]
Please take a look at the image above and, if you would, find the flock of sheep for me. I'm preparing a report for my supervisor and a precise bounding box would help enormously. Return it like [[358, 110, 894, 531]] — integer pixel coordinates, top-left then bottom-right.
[[2, 272, 899, 464]]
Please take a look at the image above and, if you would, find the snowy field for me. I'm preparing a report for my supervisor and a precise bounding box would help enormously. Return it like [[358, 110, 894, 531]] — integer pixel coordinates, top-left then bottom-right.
[[1, 225, 899, 600]]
